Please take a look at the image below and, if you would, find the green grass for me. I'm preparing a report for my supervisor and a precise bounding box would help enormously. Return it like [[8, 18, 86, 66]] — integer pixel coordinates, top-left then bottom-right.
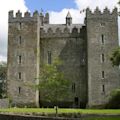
[[0, 108, 120, 115], [0, 109, 120, 120], [83, 117, 120, 120]]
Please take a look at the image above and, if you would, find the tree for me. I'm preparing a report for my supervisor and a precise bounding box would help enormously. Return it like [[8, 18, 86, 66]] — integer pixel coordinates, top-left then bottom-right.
[[110, 47, 120, 66], [37, 59, 71, 115], [118, 0, 120, 6], [0, 61, 7, 98], [110, 1, 120, 66]]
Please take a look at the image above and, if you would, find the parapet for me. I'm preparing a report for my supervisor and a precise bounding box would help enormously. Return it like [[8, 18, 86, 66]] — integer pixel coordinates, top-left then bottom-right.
[[40, 24, 85, 38], [86, 7, 118, 18], [8, 10, 49, 24]]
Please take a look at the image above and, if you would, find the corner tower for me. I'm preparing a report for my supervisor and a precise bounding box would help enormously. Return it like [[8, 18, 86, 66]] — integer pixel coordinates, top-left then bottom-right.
[[7, 10, 42, 107], [86, 7, 120, 107]]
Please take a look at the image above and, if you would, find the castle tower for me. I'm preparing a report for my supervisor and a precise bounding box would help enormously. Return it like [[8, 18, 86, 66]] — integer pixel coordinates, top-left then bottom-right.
[[7, 10, 42, 107], [7, 7, 120, 108], [66, 11, 72, 26], [86, 7, 120, 107]]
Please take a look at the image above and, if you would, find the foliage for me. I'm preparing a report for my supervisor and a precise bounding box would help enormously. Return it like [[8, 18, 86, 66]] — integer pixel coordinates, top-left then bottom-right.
[[110, 47, 120, 66], [0, 61, 7, 98], [0, 61, 7, 80], [118, 0, 120, 5], [37, 59, 71, 104], [105, 89, 120, 109]]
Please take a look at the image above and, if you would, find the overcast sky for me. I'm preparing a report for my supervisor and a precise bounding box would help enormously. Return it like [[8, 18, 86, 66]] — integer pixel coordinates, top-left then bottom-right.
[[0, 0, 119, 61]]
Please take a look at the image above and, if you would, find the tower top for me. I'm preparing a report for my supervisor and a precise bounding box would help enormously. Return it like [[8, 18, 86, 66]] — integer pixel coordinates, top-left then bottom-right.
[[66, 11, 72, 26], [66, 11, 72, 18]]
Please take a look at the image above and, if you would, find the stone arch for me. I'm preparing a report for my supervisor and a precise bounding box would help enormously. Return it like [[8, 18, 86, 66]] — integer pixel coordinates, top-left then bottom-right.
[[47, 28, 53, 34], [64, 27, 70, 33], [55, 28, 62, 33], [72, 27, 78, 34]]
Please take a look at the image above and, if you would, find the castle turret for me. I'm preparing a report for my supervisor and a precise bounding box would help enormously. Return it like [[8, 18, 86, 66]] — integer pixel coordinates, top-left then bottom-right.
[[86, 7, 120, 107], [66, 11, 72, 26], [44, 13, 49, 24], [40, 12, 44, 25], [9, 10, 13, 19]]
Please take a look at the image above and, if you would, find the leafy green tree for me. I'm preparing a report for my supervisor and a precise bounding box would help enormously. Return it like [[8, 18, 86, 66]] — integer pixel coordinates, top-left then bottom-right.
[[0, 61, 7, 98], [110, 47, 120, 66], [118, 0, 120, 5], [37, 59, 71, 115], [110, 1, 120, 66]]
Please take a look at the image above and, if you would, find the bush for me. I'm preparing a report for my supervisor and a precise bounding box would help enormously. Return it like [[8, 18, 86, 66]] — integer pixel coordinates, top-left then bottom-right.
[[105, 89, 120, 109]]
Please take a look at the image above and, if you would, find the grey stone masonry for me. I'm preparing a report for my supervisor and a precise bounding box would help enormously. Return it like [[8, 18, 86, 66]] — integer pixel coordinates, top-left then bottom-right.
[[0, 99, 9, 108], [7, 8, 120, 108], [86, 7, 120, 107]]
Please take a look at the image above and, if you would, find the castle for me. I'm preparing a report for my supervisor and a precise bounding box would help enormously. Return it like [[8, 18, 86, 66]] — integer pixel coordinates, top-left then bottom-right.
[[7, 7, 120, 108]]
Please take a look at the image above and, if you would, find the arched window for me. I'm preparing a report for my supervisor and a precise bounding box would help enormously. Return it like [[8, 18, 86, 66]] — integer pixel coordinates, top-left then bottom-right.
[[72, 27, 78, 33]]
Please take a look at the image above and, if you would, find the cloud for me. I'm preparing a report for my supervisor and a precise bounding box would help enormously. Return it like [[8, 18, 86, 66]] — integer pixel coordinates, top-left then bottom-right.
[[0, 0, 119, 61], [49, 0, 120, 44], [75, 0, 118, 10], [0, 0, 28, 61], [50, 0, 118, 24], [50, 8, 84, 24]]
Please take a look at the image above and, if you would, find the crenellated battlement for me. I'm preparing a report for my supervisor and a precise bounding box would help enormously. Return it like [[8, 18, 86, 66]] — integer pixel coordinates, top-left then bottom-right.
[[40, 25, 85, 38], [86, 7, 118, 18], [8, 10, 49, 24]]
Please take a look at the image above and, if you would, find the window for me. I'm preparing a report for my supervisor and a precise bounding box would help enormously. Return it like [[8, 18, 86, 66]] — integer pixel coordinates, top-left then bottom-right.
[[18, 72, 21, 79], [100, 22, 105, 27], [18, 87, 21, 94], [101, 34, 105, 44], [102, 85, 105, 93], [74, 97, 79, 106], [18, 22, 22, 30], [102, 71, 105, 79], [18, 55, 21, 64], [72, 83, 76, 93], [48, 51, 52, 64], [101, 54, 105, 63]]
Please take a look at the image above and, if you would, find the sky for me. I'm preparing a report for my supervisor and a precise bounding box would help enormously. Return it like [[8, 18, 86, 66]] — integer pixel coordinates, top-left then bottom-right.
[[0, 0, 119, 61]]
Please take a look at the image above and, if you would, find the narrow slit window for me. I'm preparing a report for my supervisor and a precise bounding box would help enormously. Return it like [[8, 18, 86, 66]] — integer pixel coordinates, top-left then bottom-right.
[[48, 51, 52, 64], [101, 34, 105, 44], [18, 22, 22, 30], [18, 87, 21, 94], [18, 55, 21, 64], [101, 54, 104, 63], [102, 71, 105, 79], [18, 72, 21, 79], [102, 85, 105, 93]]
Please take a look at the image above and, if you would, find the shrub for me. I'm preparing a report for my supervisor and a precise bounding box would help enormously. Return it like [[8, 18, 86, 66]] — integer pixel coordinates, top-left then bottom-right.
[[105, 89, 120, 109]]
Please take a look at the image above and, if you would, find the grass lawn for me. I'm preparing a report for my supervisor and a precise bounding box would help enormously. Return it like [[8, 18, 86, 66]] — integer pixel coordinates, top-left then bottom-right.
[[83, 117, 120, 120], [0, 109, 120, 120], [0, 108, 120, 114]]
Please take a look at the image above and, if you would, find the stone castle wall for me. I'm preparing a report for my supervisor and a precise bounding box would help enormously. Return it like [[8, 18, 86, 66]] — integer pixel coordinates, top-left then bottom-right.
[[7, 10, 39, 107], [86, 7, 120, 107], [40, 25, 87, 107], [7, 8, 120, 108]]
